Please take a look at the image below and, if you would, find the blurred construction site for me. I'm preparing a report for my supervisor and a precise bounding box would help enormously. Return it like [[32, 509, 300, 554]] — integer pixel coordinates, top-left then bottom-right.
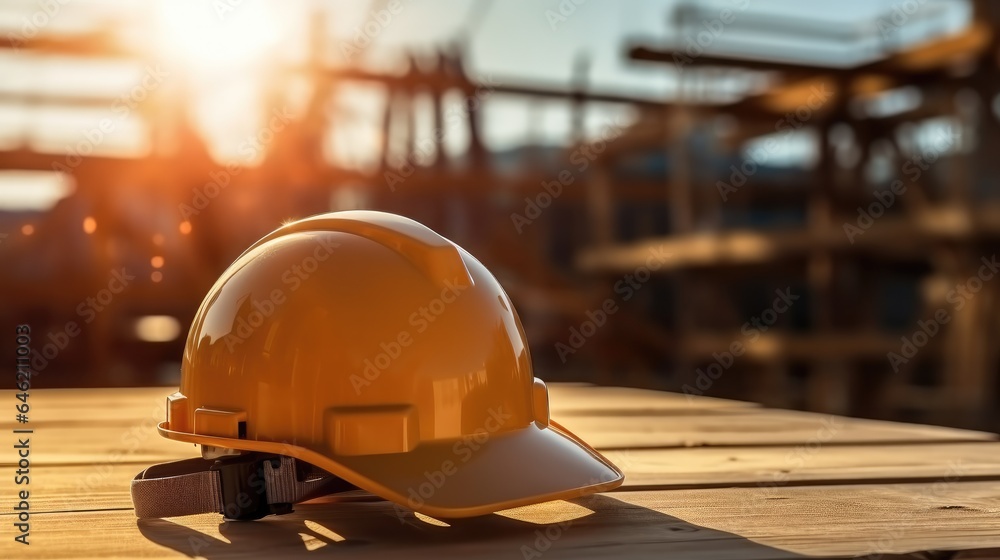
[[2, 0, 1000, 431]]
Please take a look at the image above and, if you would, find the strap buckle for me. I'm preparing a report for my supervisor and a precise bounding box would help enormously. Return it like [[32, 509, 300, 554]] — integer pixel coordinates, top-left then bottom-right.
[[210, 453, 293, 520]]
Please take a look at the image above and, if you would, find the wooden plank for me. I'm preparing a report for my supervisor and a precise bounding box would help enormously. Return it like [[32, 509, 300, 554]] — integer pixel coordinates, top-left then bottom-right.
[[677, 332, 905, 361], [8, 442, 1000, 514], [0, 387, 172, 426], [604, 442, 1000, 489], [0, 464, 144, 513], [0, 505, 795, 559], [2, 388, 998, 558], [613, 482, 1000, 557], [628, 21, 992, 76], [558, 409, 997, 450], [2, 403, 991, 468], [547, 384, 758, 415], [889, 21, 993, 72], [0, 424, 195, 466], [13, 409, 993, 467], [3, 482, 999, 559], [577, 206, 1000, 272]]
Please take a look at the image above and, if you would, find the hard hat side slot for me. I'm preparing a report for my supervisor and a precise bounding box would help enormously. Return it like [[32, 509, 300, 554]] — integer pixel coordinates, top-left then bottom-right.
[[325, 404, 420, 456], [194, 407, 248, 439]]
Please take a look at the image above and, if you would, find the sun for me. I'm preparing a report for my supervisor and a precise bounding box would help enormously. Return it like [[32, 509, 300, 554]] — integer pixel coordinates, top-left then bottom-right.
[[151, 0, 286, 72]]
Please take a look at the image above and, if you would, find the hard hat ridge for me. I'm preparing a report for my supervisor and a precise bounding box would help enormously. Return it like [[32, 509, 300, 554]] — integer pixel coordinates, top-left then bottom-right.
[[132, 211, 623, 521]]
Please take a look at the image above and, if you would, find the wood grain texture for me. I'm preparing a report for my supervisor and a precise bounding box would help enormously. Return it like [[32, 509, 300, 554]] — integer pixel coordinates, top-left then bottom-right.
[[1, 386, 998, 559], [558, 409, 997, 449], [7, 442, 1000, 513], [1, 386, 994, 470], [604, 441, 1000, 489], [546, 383, 759, 414], [6, 406, 994, 468], [3, 483, 999, 559], [0, 387, 172, 426], [0, 423, 196, 466]]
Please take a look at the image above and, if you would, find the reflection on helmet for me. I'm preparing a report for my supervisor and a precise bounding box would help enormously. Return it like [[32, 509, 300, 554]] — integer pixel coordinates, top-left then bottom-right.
[[132, 211, 622, 521]]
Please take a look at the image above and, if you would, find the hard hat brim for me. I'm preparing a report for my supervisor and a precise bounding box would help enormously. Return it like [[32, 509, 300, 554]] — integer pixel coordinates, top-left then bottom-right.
[[158, 419, 623, 518]]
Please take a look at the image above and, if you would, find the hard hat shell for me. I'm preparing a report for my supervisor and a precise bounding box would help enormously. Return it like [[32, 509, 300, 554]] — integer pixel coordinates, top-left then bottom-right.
[[159, 211, 623, 518]]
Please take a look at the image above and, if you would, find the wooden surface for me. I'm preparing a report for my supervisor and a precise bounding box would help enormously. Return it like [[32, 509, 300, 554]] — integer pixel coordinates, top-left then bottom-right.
[[1, 385, 999, 559]]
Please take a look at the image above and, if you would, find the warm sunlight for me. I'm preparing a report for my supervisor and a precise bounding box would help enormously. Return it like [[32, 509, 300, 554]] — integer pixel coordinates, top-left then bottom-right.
[[151, 0, 286, 72], [4, 1, 998, 556]]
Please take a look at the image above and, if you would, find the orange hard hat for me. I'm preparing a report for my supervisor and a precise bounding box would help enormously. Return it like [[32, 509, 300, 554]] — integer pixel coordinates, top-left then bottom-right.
[[131, 211, 622, 521]]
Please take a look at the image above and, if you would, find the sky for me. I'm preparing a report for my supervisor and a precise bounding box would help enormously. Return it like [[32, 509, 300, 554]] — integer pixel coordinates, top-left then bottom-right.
[[0, 0, 972, 209]]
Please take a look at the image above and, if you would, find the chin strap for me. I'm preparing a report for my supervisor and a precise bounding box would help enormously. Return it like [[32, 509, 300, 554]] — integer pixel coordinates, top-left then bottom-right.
[[131, 454, 356, 520]]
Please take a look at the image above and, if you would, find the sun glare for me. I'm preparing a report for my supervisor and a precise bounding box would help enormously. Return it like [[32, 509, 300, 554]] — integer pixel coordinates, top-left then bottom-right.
[[152, 0, 285, 72]]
